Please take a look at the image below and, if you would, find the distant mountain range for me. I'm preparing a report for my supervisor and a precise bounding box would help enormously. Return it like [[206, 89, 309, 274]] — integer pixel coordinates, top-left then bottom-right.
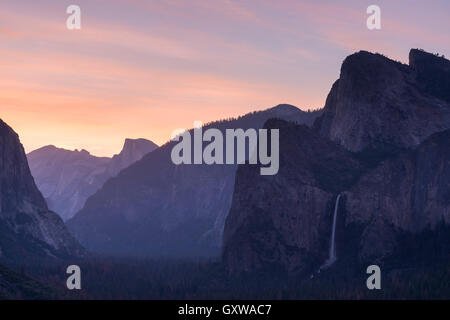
[[27, 138, 158, 221], [223, 49, 450, 274], [66, 105, 323, 257], [0, 119, 83, 265]]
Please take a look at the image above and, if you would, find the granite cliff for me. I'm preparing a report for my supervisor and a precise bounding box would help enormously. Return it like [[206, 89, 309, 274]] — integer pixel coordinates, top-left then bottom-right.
[[223, 49, 450, 274], [0, 119, 83, 264]]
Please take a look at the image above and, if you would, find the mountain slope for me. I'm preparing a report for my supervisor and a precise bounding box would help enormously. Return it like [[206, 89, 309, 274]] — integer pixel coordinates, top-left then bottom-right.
[[67, 105, 323, 257], [27, 138, 158, 221], [0, 119, 83, 264]]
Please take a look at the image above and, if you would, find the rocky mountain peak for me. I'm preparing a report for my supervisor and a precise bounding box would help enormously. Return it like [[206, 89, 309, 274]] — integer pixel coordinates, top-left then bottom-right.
[[409, 48, 450, 102], [77, 149, 90, 156], [314, 49, 450, 153], [0, 119, 47, 211], [223, 49, 450, 275], [27, 138, 158, 221], [106, 138, 158, 177], [119, 138, 158, 160], [339, 51, 408, 96], [409, 48, 449, 70]]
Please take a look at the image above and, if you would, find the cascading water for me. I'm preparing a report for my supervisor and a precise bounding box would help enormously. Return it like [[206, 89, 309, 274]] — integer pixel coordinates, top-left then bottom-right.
[[319, 194, 341, 271]]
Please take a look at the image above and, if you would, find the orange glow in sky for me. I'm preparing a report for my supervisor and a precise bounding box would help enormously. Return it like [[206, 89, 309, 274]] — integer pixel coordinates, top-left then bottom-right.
[[1, 0, 449, 156]]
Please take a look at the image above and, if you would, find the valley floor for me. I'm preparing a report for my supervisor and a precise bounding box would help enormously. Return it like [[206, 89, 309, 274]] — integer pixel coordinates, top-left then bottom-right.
[[15, 257, 450, 300]]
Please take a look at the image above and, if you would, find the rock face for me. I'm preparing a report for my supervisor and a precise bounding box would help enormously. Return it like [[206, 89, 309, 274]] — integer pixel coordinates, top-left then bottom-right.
[[105, 138, 158, 177], [314, 50, 450, 152], [222, 119, 366, 274], [0, 119, 83, 264], [27, 138, 158, 221], [223, 49, 450, 274], [409, 49, 450, 103], [67, 105, 323, 257], [344, 129, 450, 263]]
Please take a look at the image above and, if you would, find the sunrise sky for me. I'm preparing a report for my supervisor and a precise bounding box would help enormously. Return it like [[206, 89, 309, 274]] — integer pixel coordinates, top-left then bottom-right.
[[1, 0, 449, 156]]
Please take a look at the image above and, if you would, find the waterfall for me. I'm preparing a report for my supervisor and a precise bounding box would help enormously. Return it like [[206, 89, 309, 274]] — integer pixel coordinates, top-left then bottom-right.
[[319, 194, 341, 271]]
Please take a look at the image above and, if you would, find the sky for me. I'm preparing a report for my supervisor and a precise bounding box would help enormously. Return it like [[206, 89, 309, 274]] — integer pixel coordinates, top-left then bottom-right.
[[1, 0, 449, 156]]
